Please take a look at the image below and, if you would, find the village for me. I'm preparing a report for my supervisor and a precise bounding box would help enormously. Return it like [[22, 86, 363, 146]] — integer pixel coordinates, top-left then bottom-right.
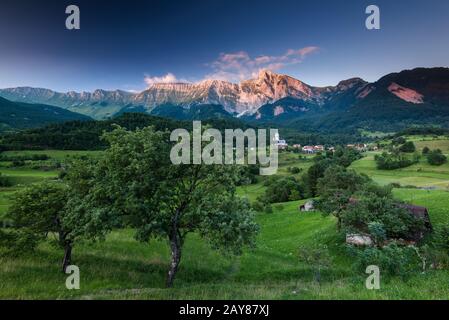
[[274, 136, 377, 154]]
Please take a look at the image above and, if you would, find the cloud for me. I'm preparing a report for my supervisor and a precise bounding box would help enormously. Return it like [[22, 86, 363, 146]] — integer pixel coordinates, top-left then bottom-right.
[[142, 47, 319, 86], [144, 73, 181, 87], [204, 46, 319, 82]]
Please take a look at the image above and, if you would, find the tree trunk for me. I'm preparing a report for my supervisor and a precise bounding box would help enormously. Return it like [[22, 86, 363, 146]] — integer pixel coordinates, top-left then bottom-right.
[[166, 231, 182, 288], [336, 216, 342, 231], [62, 242, 72, 273]]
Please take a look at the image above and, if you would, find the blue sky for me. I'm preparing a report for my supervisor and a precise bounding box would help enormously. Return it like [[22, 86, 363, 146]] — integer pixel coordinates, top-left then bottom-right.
[[0, 0, 448, 92]]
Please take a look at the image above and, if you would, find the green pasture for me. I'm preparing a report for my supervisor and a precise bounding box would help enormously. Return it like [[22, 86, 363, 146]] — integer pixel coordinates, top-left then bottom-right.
[[1, 149, 449, 299]]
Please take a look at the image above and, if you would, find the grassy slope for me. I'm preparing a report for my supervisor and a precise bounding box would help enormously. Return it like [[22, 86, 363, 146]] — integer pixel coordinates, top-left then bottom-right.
[[350, 151, 449, 188], [1, 198, 448, 300], [0, 150, 448, 299]]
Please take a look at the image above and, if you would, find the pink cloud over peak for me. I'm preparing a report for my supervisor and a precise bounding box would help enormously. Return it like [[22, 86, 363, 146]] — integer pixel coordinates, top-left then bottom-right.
[[203, 46, 319, 83]]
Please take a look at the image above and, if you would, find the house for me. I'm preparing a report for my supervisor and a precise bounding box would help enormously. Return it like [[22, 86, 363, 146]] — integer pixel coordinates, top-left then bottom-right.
[[299, 200, 315, 212], [275, 139, 288, 150], [399, 204, 433, 240], [346, 234, 373, 246], [302, 145, 324, 154], [302, 146, 315, 154], [347, 143, 368, 152], [292, 144, 302, 149], [355, 143, 368, 152]]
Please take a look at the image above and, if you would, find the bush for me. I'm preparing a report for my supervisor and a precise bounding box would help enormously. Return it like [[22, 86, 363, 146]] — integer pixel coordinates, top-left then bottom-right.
[[251, 201, 264, 212], [288, 166, 301, 174], [392, 136, 406, 145], [375, 152, 418, 170], [11, 160, 25, 167], [349, 243, 419, 277], [399, 141, 416, 153], [298, 245, 333, 283], [263, 176, 305, 203], [427, 149, 447, 166], [0, 173, 11, 187], [341, 184, 427, 241]]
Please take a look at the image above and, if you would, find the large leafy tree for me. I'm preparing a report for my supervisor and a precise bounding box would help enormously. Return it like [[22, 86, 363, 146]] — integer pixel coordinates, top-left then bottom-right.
[[4, 183, 71, 270], [2, 161, 115, 272], [92, 126, 259, 287], [316, 166, 370, 230]]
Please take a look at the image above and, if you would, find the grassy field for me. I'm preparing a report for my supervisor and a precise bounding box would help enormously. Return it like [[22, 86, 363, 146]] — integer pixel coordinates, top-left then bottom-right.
[[0, 148, 448, 299], [350, 151, 449, 188]]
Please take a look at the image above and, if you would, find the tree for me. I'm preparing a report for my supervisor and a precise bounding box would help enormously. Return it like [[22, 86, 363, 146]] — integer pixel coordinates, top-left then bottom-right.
[[5, 183, 73, 271], [262, 176, 304, 203], [316, 166, 370, 230], [0, 173, 11, 187], [298, 244, 332, 284], [392, 136, 406, 145], [2, 159, 114, 272], [374, 152, 417, 170], [342, 185, 426, 240], [399, 141, 416, 153], [427, 149, 447, 166], [422, 146, 430, 155], [91, 126, 259, 287]]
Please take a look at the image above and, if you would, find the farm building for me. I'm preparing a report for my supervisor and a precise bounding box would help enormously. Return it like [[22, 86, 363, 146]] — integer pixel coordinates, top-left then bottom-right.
[[299, 200, 315, 212], [399, 204, 433, 240], [302, 145, 325, 154]]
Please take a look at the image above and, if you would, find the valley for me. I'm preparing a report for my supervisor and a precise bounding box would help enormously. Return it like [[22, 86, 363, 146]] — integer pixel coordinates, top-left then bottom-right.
[[1, 134, 448, 299]]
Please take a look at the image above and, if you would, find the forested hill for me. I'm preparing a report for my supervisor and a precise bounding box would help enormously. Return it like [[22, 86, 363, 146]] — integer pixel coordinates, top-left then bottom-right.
[[0, 113, 253, 150], [0, 96, 91, 131]]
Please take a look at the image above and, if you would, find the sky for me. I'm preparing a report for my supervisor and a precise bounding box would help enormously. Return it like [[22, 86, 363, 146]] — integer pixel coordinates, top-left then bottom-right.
[[0, 0, 448, 92]]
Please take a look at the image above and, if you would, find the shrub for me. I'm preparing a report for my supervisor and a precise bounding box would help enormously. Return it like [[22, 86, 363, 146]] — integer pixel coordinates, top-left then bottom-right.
[[299, 245, 333, 284], [251, 201, 264, 212], [11, 160, 25, 167], [263, 176, 305, 203], [0, 173, 11, 187], [375, 152, 418, 170], [288, 167, 301, 174], [392, 136, 406, 145], [399, 141, 416, 153], [349, 243, 419, 277], [427, 149, 447, 166]]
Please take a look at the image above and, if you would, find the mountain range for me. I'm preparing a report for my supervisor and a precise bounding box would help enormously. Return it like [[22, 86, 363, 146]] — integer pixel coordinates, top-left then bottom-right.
[[1, 67, 449, 133]]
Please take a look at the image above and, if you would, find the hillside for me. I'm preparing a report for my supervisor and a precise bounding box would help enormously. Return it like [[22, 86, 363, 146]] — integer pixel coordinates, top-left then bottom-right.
[[0, 97, 91, 132]]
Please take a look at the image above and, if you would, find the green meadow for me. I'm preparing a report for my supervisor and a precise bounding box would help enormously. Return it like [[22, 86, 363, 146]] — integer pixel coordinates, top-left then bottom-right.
[[0, 147, 449, 300], [350, 151, 449, 188]]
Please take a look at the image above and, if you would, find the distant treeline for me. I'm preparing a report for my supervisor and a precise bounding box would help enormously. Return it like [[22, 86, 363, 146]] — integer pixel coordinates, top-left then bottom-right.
[[0, 113, 254, 151], [0, 112, 370, 151], [394, 127, 449, 137]]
